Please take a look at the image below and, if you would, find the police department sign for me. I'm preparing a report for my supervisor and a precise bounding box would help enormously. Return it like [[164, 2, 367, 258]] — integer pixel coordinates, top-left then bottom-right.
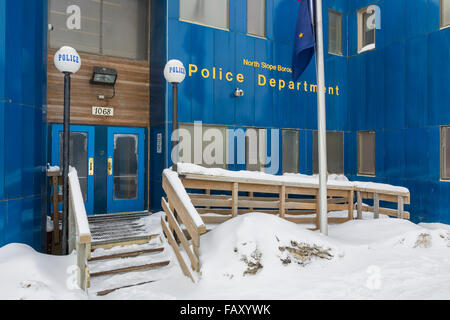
[[54, 46, 81, 74], [164, 59, 186, 83]]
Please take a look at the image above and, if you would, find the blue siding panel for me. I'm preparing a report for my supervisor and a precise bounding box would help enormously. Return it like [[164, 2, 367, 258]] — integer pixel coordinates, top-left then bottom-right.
[[0, 0, 47, 249], [405, 35, 428, 128]]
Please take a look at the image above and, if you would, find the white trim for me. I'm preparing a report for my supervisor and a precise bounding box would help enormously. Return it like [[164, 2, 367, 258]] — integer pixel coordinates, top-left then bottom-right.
[[359, 42, 375, 53], [178, 18, 229, 32]]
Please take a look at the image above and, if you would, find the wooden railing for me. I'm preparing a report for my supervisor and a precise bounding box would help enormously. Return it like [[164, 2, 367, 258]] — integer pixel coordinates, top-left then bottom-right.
[[67, 170, 91, 291], [355, 184, 410, 220], [47, 170, 63, 254], [161, 170, 207, 282], [176, 170, 410, 229]]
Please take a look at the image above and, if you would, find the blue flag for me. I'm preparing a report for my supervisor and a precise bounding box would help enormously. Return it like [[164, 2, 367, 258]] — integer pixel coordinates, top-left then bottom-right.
[[292, 0, 316, 82]]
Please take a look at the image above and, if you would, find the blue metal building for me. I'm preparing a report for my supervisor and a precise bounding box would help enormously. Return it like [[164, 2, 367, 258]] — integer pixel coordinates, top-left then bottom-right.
[[150, 0, 450, 225], [0, 0, 449, 251]]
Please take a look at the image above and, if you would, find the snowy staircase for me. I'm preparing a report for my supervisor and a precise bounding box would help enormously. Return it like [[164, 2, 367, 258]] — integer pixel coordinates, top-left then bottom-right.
[[87, 212, 174, 296]]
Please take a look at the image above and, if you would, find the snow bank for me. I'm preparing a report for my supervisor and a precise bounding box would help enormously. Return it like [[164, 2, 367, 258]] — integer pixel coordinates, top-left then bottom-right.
[[0, 244, 87, 300], [199, 213, 344, 281], [176, 163, 409, 194]]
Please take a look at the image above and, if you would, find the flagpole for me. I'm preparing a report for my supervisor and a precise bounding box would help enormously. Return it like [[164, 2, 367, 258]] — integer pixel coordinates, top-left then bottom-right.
[[314, 0, 328, 235]]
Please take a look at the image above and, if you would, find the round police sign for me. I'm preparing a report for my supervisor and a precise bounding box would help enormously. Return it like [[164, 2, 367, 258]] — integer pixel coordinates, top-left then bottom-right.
[[54, 46, 81, 74], [164, 59, 186, 83]]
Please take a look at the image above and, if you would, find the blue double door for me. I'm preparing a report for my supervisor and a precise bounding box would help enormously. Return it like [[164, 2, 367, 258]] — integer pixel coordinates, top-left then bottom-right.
[[51, 125, 145, 215]]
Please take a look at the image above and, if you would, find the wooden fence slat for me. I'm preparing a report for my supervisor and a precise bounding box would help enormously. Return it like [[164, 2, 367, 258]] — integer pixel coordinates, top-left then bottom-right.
[[357, 191, 363, 220], [398, 195, 404, 219], [191, 198, 233, 207], [360, 206, 410, 219], [374, 193, 380, 219], [285, 201, 317, 210], [238, 199, 280, 209], [232, 182, 238, 217], [348, 190, 354, 221], [161, 217, 194, 282], [162, 198, 199, 271], [279, 185, 286, 219], [248, 191, 254, 211], [315, 191, 320, 229], [202, 215, 232, 224]]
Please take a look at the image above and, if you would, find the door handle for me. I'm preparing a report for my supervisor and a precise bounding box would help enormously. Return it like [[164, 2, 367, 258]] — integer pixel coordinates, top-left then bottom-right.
[[89, 158, 94, 176], [108, 158, 113, 175]]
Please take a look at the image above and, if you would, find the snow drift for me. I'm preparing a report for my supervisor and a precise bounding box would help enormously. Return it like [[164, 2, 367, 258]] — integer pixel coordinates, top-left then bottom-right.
[[0, 244, 86, 300], [198, 213, 344, 280]]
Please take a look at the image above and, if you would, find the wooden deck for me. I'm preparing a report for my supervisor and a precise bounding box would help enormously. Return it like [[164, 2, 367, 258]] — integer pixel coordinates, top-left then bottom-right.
[[160, 168, 411, 282]]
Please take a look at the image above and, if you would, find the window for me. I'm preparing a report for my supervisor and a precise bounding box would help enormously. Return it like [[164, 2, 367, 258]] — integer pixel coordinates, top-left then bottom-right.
[[178, 123, 228, 169], [247, 0, 266, 37], [442, 0, 450, 28], [180, 0, 229, 30], [357, 6, 375, 53], [328, 10, 342, 55], [113, 134, 139, 200], [441, 126, 450, 180], [246, 128, 267, 172], [313, 131, 344, 174], [101, 0, 149, 60], [59, 132, 88, 200], [49, 0, 149, 60], [282, 130, 299, 174], [358, 131, 376, 176]]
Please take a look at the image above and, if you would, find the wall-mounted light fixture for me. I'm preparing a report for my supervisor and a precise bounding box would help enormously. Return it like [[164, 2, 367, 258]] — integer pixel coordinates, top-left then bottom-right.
[[234, 88, 244, 97], [91, 66, 117, 85], [90, 66, 117, 100]]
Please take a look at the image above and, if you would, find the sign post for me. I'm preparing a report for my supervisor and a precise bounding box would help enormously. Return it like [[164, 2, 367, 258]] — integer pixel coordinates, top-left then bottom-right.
[[54, 46, 81, 254], [164, 60, 186, 172]]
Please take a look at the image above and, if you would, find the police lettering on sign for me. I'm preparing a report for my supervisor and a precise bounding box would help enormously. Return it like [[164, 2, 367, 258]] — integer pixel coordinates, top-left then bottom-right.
[[54, 46, 81, 74], [164, 59, 186, 84]]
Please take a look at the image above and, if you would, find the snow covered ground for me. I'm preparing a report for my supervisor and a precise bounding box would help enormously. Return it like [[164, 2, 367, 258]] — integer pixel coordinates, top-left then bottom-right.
[[0, 244, 86, 300], [1, 212, 449, 300]]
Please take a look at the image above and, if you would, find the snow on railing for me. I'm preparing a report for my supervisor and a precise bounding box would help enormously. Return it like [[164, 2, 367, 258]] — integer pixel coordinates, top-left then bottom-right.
[[68, 169, 91, 291], [176, 163, 410, 195], [176, 163, 411, 224]]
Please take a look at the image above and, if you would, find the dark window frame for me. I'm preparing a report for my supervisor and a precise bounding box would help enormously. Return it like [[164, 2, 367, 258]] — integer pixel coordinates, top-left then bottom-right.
[[282, 129, 300, 174], [441, 126, 450, 180], [357, 5, 376, 53], [245, 127, 267, 172], [441, 0, 450, 28], [179, 0, 230, 31], [313, 131, 345, 175], [357, 130, 376, 177], [328, 9, 343, 56], [247, 0, 267, 38], [178, 123, 229, 170], [48, 0, 150, 62]]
